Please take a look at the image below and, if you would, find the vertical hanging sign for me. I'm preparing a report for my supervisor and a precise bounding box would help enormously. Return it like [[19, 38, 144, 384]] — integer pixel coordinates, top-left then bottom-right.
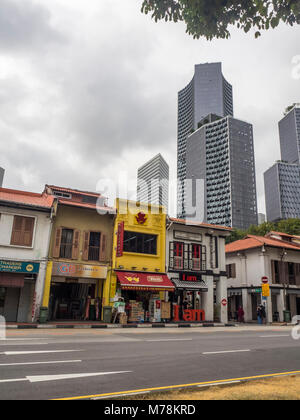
[[116, 222, 124, 257]]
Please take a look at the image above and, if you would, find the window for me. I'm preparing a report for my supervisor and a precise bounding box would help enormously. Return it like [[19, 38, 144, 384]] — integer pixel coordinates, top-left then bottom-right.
[[226, 264, 236, 278], [123, 231, 157, 255], [60, 229, 74, 259], [173, 242, 184, 269], [88, 232, 101, 261], [10, 216, 35, 247], [191, 244, 201, 270], [288, 262, 296, 285]]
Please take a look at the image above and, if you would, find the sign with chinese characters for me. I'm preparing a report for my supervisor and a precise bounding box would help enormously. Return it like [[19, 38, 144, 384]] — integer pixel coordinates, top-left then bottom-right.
[[0, 260, 40, 274]]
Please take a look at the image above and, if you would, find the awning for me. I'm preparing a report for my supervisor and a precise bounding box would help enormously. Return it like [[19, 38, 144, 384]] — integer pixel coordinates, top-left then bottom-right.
[[0, 273, 24, 288], [116, 271, 175, 292], [171, 278, 208, 292]]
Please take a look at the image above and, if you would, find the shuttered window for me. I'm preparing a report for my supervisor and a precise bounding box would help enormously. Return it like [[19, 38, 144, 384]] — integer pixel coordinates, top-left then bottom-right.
[[10, 216, 35, 247]]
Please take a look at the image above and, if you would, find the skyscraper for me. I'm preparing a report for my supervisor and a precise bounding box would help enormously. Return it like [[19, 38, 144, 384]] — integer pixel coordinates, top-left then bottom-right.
[[177, 63, 233, 218], [264, 161, 300, 222], [264, 105, 300, 222], [185, 115, 258, 230], [137, 154, 169, 212], [279, 105, 300, 165], [0, 168, 4, 188]]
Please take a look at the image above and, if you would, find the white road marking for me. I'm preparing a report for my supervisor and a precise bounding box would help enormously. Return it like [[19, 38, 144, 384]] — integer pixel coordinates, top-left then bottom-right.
[[0, 360, 82, 367], [0, 371, 131, 384], [0, 350, 82, 355], [0, 343, 49, 346], [145, 339, 193, 342], [260, 335, 290, 338], [202, 350, 251, 355]]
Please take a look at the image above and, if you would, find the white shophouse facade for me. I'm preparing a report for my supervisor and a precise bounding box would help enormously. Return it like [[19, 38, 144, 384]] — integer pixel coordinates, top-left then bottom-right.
[[0, 188, 55, 322], [226, 232, 300, 323], [166, 218, 232, 323]]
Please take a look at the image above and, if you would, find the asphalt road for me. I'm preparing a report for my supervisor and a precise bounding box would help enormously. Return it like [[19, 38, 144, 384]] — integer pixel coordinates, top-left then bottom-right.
[[0, 326, 299, 400]]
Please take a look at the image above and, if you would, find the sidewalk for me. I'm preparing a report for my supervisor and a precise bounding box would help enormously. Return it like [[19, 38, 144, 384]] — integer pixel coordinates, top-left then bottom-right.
[[5, 321, 292, 330]]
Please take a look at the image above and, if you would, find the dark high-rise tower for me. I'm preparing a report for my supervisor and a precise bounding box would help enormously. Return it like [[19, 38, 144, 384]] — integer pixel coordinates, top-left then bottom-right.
[[177, 63, 233, 218]]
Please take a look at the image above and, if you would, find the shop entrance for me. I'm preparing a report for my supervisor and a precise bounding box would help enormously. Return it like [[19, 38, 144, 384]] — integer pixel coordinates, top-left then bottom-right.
[[120, 289, 165, 323], [49, 281, 101, 321], [251, 293, 261, 320]]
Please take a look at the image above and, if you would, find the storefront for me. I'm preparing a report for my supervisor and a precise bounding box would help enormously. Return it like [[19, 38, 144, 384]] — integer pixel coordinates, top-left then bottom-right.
[[170, 274, 208, 322], [48, 262, 107, 321], [0, 260, 40, 322], [114, 271, 175, 323]]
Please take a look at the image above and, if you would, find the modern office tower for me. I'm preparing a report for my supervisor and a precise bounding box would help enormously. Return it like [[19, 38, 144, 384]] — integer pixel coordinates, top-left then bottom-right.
[[137, 153, 169, 212], [0, 167, 4, 187], [177, 62, 234, 218], [185, 115, 258, 230], [264, 161, 300, 222], [258, 213, 266, 225], [279, 105, 300, 164]]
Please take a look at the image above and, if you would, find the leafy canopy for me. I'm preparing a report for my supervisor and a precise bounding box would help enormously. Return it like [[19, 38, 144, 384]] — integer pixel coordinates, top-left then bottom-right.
[[141, 0, 300, 40], [226, 218, 300, 244]]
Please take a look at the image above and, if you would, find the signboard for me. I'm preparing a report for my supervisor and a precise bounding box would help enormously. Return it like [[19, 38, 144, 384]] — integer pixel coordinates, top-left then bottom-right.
[[261, 276, 269, 284], [180, 273, 202, 282], [262, 284, 270, 297], [116, 222, 124, 257], [52, 263, 107, 279], [0, 260, 40, 274], [221, 298, 228, 307]]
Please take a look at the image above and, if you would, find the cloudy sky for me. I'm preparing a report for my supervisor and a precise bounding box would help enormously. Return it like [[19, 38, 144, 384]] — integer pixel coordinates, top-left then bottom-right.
[[0, 0, 299, 216]]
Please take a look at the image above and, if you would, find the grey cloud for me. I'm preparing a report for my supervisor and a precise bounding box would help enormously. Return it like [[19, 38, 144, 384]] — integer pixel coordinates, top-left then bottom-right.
[[0, 0, 65, 51]]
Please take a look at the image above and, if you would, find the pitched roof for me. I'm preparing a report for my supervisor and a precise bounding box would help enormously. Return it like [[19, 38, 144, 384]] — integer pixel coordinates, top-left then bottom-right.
[[226, 234, 300, 254], [45, 185, 101, 198], [0, 188, 55, 210], [169, 217, 233, 232]]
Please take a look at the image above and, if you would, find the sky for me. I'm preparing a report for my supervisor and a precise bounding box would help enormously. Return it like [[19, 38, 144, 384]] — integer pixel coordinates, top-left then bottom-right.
[[0, 0, 299, 216]]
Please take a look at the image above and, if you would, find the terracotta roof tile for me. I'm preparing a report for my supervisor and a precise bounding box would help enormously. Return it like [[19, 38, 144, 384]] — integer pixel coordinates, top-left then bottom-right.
[[226, 234, 300, 254], [0, 188, 54, 209], [169, 217, 232, 232]]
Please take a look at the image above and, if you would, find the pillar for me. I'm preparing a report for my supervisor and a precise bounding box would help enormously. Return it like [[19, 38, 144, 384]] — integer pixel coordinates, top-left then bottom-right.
[[242, 288, 252, 322], [42, 261, 53, 308], [202, 276, 214, 322], [216, 276, 228, 324], [277, 290, 285, 322]]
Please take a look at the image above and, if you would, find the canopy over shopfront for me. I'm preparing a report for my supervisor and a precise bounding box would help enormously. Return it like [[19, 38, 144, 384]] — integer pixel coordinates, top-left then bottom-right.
[[171, 278, 208, 292], [116, 271, 175, 292]]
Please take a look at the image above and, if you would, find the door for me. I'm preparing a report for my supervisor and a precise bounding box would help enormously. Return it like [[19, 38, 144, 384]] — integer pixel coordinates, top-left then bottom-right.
[[296, 297, 300, 315], [3, 288, 20, 322], [0, 288, 6, 317]]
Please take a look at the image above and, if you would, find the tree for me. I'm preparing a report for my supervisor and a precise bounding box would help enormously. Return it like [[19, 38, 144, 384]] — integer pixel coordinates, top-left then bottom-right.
[[285, 103, 300, 115], [141, 0, 300, 40]]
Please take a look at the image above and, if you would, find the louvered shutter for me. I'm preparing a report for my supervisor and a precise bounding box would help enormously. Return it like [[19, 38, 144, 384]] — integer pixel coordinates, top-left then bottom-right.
[[10, 216, 24, 245], [23, 217, 35, 247], [82, 231, 90, 261], [52, 228, 62, 258], [72, 230, 81, 260], [99, 233, 107, 262]]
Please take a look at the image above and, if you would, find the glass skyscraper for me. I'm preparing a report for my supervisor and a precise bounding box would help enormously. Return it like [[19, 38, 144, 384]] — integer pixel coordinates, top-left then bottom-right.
[[177, 63, 234, 218]]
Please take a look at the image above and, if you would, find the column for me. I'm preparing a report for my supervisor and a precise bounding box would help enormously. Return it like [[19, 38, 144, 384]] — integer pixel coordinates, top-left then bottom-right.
[[216, 276, 228, 324], [41, 261, 53, 308], [242, 288, 252, 322], [277, 290, 285, 322], [202, 276, 214, 322]]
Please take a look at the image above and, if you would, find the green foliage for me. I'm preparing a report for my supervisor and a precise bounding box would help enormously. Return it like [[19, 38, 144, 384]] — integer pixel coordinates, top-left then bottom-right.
[[141, 0, 300, 40], [285, 103, 300, 115], [226, 218, 300, 244]]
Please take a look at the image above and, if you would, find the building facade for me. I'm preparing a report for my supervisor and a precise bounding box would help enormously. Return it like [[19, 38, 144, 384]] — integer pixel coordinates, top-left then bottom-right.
[[0, 188, 55, 322], [264, 162, 300, 222], [106, 199, 174, 323], [137, 153, 169, 212], [0, 168, 4, 188], [226, 232, 300, 323], [185, 115, 258, 230], [279, 105, 300, 165], [177, 63, 233, 218], [41, 186, 114, 321], [166, 218, 232, 323]]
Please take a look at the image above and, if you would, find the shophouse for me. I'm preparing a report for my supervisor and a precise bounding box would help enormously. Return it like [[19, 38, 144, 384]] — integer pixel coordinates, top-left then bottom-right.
[[0, 187, 55, 322], [226, 232, 300, 323], [106, 199, 174, 323], [41, 185, 114, 321], [166, 218, 232, 323]]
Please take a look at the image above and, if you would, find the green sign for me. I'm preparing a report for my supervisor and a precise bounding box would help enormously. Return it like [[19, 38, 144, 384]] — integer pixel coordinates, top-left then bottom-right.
[[0, 260, 40, 274]]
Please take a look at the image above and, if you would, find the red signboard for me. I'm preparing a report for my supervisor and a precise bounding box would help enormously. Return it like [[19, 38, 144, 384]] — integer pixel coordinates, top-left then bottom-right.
[[116, 271, 175, 291], [116, 222, 124, 257], [261, 276, 269, 284]]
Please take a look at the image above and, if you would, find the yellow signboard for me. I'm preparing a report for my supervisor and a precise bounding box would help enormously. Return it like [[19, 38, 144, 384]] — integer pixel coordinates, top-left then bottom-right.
[[52, 262, 107, 279], [262, 284, 270, 297]]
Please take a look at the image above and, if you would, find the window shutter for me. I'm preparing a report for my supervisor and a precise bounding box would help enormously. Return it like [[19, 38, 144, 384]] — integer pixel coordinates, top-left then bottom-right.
[[23, 217, 35, 247], [99, 233, 107, 262], [231, 264, 236, 278], [271, 260, 275, 283], [52, 228, 62, 258], [11, 216, 24, 245], [72, 230, 81, 260], [226, 264, 230, 277], [82, 231, 90, 261]]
